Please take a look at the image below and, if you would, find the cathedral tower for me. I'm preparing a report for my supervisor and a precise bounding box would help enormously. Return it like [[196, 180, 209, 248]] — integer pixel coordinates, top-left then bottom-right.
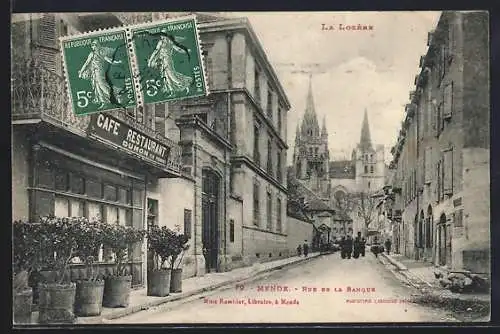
[[293, 76, 329, 193], [354, 109, 385, 192]]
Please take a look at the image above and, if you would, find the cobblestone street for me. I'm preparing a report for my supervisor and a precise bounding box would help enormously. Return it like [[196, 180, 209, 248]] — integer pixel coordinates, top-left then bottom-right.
[[109, 253, 458, 323]]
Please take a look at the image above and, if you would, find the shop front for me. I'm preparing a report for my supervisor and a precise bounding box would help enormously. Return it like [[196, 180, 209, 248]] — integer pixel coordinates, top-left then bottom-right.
[[14, 110, 181, 289]]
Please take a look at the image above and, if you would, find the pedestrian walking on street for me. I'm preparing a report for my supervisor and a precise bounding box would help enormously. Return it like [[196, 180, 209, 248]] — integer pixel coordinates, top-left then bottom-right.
[[385, 238, 392, 255], [297, 244, 302, 256], [353, 232, 362, 259], [303, 240, 309, 257], [360, 237, 366, 257], [344, 235, 353, 259], [340, 236, 346, 259]]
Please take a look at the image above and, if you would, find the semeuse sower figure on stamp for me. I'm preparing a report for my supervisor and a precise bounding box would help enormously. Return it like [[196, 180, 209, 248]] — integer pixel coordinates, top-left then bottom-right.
[[78, 40, 122, 109], [147, 29, 193, 97]]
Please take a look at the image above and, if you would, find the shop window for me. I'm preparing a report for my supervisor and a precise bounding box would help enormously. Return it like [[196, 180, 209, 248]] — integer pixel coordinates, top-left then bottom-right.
[[118, 187, 130, 204], [87, 202, 103, 221], [104, 184, 118, 201], [229, 219, 235, 243], [55, 170, 69, 191], [70, 173, 85, 194], [133, 189, 144, 207], [87, 179, 103, 198], [70, 199, 85, 217], [55, 196, 69, 217], [184, 209, 192, 239]]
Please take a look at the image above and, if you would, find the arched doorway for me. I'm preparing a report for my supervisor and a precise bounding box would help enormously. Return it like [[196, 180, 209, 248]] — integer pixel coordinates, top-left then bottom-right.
[[438, 213, 447, 266], [426, 205, 434, 261], [202, 169, 220, 273]]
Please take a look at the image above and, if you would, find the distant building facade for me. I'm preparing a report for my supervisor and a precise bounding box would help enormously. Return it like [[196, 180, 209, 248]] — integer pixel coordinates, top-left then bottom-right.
[[292, 79, 386, 238], [388, 11, 490, 273]]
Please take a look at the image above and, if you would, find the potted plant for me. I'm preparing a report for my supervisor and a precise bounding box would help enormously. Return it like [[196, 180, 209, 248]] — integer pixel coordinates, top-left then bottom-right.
[[13, 220, 40, 324], [167, 225, 189, 293], [37, 216, 79, 324], [101, 224, 145, 308], [146, 225, 174, 297], [73, 218, 105, 317]]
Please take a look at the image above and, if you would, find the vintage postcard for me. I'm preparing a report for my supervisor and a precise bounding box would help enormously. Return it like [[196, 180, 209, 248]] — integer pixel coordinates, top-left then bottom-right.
[[11, 11, 490, 325]]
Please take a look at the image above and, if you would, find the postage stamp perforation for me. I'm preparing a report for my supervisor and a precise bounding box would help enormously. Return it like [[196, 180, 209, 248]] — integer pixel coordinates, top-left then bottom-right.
[[124, 27, 144, 109], [193, 15, 211, 97]]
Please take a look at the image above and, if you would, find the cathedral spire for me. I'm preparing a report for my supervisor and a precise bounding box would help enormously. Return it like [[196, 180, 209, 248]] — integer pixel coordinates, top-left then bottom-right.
[[295, 123, 301, 142], [301, 74, 320, 137], [359, 108, 373, 151], [321, 115, 328, 137]]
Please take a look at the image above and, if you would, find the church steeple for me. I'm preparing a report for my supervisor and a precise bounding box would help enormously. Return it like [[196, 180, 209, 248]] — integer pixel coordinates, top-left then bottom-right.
[[321, 115, 328, 138], [301, 74, 320, 138], [359, 108, 373, 151]]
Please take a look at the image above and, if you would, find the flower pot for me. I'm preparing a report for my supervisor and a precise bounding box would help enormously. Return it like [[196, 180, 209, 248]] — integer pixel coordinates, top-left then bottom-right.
[[38, 283, 76, 324], [13, 288, 33, 324], [103, 276, 132, 308], [75, 280, 105, 317], [147, 270, 171, 297], [170, 269, 183, 293]]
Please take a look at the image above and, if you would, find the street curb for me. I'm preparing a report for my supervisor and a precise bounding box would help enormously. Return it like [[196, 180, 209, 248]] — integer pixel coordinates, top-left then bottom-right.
[[377, 253, 491, 314], [76, 253, 323, 324], [380, 253, 408, 271]]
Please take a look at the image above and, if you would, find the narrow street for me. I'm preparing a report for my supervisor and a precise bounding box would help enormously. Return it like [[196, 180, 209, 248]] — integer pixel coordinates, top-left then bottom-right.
[[109, 253, 458, 323]]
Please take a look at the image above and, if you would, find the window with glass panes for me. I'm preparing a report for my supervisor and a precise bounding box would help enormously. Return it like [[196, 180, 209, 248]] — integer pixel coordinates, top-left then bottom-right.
[[32, 148, 144, 266]]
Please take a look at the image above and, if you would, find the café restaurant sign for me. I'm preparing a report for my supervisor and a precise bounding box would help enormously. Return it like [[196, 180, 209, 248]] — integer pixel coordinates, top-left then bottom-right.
[[88, 113, 170, 167]]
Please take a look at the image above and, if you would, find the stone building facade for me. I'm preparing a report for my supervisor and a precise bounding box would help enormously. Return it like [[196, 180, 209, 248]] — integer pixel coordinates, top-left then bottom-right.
[[388, 11, 490, 274], [11, 12, 292, 287]]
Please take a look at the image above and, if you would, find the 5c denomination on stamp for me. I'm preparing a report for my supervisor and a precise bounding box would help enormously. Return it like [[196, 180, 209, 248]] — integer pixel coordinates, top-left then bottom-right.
[[61, 30, 137, 116], [130, 16, 208, 104]]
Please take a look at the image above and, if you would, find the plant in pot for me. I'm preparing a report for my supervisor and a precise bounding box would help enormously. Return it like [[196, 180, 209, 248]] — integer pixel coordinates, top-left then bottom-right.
[[12, 220, 41, 324], [167, 225, 189, 293], [73, 218, 106, 317], [37, 216, 79, 324], [101, 223, 145, 308], [146, 225, 175, 297]]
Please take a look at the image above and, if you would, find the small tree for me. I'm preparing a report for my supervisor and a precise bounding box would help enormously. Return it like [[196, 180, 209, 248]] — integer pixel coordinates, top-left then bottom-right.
[[13, 221, 41, 292], [74, 218, 104, 281], [356, 192, 379, 234], [167, 225, 189, 270], [38, 216, 80, 285], [147, 225, 175, 271], [102, 224, 145, 276]]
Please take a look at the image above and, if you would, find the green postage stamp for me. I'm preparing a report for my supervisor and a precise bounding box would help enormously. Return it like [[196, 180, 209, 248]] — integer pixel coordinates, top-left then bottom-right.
[[60, 15, 208, 116]]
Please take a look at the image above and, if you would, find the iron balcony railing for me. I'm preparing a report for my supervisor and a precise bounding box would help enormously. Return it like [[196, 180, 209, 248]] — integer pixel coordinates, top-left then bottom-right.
[[11, 59, 182, 175]]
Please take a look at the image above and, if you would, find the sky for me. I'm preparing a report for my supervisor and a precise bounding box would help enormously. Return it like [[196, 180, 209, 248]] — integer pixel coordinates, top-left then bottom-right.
[[238, 11, 442, 164]]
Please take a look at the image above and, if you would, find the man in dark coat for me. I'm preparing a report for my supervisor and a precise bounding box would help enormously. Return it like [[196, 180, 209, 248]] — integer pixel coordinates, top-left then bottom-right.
[[353, 232, 362, 259], [384, 238, 392, 255], [344, 235, 353, 259], [340, 236, 346, 259], [360, 237, 366, 257], [303, 240, 309, 257]]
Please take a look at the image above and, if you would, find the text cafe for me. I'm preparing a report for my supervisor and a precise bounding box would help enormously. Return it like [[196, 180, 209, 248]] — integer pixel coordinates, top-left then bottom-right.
[[24, 111, 178, 288]]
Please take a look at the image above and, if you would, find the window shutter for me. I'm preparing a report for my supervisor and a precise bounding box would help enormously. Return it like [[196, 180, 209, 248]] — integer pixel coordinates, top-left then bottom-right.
[[436, 162, 441, 202], [454, 209, 463, 227], [37, 14, 57, 47], [441, 45, 446, 80], [443, 149, 453, 195], [424, 147, 432, 184], [443, 82, 453, 120]]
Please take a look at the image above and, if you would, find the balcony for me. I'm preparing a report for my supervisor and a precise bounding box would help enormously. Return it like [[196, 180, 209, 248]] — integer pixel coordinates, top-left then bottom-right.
[[11, 59, 182, 175]]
